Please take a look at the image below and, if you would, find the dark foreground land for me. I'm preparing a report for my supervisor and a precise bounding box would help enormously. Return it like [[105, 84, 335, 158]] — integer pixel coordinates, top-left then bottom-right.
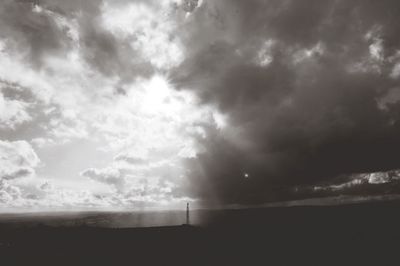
[[1, 201, 400, 265]]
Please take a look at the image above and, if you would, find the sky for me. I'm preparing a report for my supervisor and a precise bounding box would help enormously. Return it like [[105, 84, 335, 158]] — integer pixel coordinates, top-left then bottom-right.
[[1, 0, 400, 211]]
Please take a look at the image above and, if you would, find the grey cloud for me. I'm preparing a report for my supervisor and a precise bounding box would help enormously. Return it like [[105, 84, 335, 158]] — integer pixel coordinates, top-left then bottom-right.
[[81, 168, 126, 192], [114, 154, 148, 165], [0, 0, 73, 68], [2, 168, 33, 180], [0, 0, 154, 81], [78, 16, 154, 80], [182, 0, 199, 13]]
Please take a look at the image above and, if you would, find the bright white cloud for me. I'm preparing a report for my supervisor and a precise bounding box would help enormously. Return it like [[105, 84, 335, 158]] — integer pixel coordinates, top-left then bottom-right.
[[255, 40, 275, 67], [0, 180, 22, 204], [376, 87, 400, 111], [89, 75, 211, 156], [293, 42, 325, 64], [314, 170, 397, 192], [0, 92, 31, 129], [0, 140, 40, 180], [391, 63, 400, 79], [101, 1, 184, 69], [389, 52, 400, 79], [349, 27, 386, 74], [369, 38, 384, 62]]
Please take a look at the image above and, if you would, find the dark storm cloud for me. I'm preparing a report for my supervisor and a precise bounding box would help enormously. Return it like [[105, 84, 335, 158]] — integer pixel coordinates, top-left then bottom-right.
[[173, 0, 400, 204]]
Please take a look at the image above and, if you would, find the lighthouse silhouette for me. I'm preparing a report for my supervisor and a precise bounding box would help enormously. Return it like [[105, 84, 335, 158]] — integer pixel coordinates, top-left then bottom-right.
[[186, 202, 190, 225]]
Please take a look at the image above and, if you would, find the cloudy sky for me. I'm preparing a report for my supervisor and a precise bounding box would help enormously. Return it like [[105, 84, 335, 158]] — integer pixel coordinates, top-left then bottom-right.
[[1, 0, 400, 211]]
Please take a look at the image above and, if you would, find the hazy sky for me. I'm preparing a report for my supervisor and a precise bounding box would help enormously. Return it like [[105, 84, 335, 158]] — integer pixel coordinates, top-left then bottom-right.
[[1, 0, 400, 211]]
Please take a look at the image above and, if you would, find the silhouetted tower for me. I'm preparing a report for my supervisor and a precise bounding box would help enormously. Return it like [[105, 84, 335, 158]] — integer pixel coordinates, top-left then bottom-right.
[[186, 202, 190, 225]]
